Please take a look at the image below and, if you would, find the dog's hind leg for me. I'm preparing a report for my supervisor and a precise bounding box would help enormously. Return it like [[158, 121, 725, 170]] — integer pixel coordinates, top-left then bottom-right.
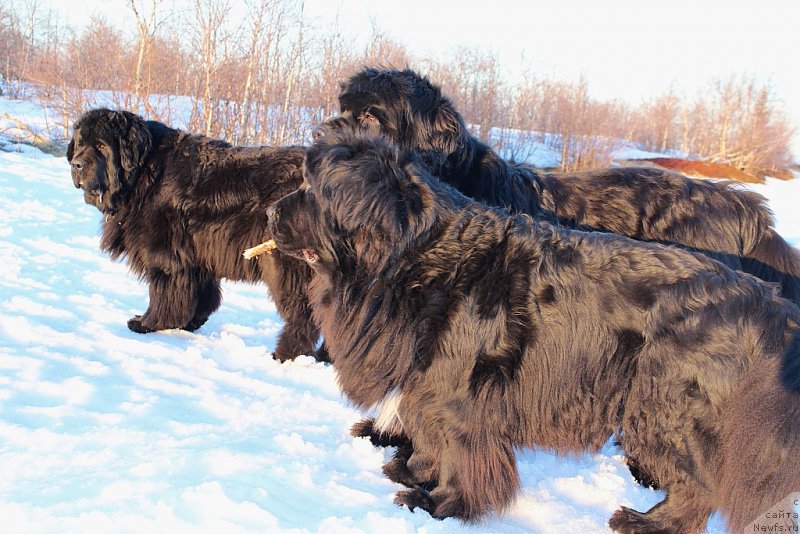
[[271, 294, 319, 361], [264, 256, 322, 362], [382, 443, 422, 488], [623, 453, 660, 489], [609, 483, 713, 533]]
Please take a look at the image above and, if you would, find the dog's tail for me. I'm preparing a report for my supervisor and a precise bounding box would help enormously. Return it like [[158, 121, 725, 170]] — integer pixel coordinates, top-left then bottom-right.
[[715, 357, 800, 532], [738, 189, 800, 305]]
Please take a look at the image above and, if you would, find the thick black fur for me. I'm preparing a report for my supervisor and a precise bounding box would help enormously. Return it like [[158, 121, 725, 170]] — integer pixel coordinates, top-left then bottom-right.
[[268, 129, 800, 531], [320, 67, 800, 306], [68, 108, 323, 362], [325, 67, 800, 491]]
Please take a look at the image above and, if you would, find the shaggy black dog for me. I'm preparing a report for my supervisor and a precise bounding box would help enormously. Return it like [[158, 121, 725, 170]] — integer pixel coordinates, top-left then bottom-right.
[[319, 67, 800, 305], [267, 130, 800, 532], [68, 108, 322, 362]]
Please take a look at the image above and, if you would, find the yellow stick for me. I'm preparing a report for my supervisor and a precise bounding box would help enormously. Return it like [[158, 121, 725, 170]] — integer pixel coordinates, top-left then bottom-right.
[[242, 239, 277, 259]]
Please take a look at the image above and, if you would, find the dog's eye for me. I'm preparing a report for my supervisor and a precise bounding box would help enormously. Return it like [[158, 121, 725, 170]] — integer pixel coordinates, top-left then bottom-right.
[[359, 111, 379, 126], [94, 142, 107, 152]]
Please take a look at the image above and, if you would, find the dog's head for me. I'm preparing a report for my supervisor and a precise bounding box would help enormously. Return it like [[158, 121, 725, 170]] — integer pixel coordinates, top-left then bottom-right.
[[268, 129, 440, 271], [267, 186, 330, 269], [67, 108, 153, 214], [316, 68, 469, 174]]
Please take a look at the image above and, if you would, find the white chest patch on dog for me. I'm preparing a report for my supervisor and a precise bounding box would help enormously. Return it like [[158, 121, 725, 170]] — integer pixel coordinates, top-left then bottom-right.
[[372, 386, 404, 435]]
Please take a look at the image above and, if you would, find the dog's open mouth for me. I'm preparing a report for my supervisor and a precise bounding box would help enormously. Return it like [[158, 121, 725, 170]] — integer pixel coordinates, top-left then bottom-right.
[[82, 188, 103, 205]]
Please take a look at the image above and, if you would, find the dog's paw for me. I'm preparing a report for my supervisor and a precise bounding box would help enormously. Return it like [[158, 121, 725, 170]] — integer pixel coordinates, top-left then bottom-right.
[[350, 418, 376, 439], [625, 456, 660, 490], [182, 316, 207, 332], [127, 315, 155, 334], [609, 506, 670, 534], [312, 345, 331, 363], [350, 417, 410, 448], [394, 486, 437, 516], [270, 349, 295, 362], [383, 457, 417, 487], [271, 344, 310, 362]]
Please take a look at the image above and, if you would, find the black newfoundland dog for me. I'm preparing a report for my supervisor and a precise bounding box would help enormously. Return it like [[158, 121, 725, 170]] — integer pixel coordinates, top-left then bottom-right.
[[67, 108, 322, 362], [267, 130, 800, 532], [318, 67, 800, 305]]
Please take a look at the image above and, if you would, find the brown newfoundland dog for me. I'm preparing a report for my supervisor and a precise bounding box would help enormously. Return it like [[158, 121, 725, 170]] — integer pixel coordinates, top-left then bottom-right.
[[319, 67, 800, 305], [267, 129, 800, 532], [67, 108, 322, 362]]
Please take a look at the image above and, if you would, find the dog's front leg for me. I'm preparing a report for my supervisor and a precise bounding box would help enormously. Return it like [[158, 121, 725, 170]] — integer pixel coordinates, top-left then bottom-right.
[[184, 269, 221, 331], [394, 429, 520, 522], [128, 268, 199, 333], [382, 440, 441, 489]]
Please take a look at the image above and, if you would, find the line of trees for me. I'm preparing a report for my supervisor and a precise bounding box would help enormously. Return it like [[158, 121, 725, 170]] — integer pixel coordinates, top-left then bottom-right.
[[1, 0, 795, 176]]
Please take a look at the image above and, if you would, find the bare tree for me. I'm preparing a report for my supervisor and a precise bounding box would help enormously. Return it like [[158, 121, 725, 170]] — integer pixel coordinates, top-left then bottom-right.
[[547, 77, 623, 171], [0, 0, 23, 90], [628, 88, 681, 152], [669, 76, 796, 176], [234, 0, 270, 143], [361, 20, 410, 70], [2, 0, 794, 173], [500, 73, 557, 164], [301, 9, 357, 126], [276, 0, 305, 144], [187, 0, 232, 136], [128, 0, 167, 114]]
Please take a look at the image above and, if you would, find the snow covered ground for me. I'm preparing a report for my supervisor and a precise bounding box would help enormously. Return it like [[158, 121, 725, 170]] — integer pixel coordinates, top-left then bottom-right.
[[0, 96, 798, 533]]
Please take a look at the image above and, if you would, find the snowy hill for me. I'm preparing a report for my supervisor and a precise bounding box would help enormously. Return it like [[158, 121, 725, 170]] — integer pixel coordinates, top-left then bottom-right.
[[1, 96, 798, 533]]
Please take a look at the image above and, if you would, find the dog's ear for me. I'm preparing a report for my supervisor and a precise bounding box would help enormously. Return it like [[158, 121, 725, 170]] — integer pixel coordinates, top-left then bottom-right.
[[400, 71, 465, 158], [309, 135, 434, 245], [343, 155, 437, 268], [115, 111, 153, 174], [66, 138, 74, 161], [395, 160, 436, 235], [428, 103, 463, 156], [93, 109, 153, 213], [358, 151, 436, 245]]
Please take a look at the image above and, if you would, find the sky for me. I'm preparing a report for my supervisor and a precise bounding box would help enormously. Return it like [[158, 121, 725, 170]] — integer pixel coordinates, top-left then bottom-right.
[[307, 0, 800, 154]]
